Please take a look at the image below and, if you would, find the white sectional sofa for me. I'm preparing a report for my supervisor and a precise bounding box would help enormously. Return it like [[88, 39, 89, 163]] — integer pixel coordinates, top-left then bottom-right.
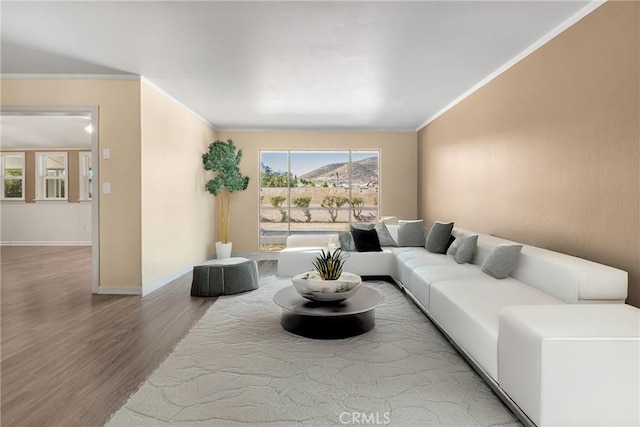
[[277, 225, 640, 427]]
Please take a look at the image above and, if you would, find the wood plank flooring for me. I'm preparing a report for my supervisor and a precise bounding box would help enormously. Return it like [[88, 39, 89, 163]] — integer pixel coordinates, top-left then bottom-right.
[[1, 246, 222, 427]]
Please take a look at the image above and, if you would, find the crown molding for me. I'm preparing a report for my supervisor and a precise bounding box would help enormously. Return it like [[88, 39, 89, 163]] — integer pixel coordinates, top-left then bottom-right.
[[216, 127, 416, 133], [216, 128, 416, 133], [1, 73, 139, 80], [416, 0, 606, 131]]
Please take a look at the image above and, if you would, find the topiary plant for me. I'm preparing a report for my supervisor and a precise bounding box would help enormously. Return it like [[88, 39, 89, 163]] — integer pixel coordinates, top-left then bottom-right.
[[292, 196, 312, 222], [269, 195, 287, 222], [321, 195, 349, 223], [203, 139, 249, 244]]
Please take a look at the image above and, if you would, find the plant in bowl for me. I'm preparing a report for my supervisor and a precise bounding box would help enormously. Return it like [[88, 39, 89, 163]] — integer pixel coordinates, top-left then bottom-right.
[[292, 249, 362, 302]]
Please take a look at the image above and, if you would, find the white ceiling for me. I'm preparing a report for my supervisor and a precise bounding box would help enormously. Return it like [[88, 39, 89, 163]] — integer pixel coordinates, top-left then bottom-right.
[[0, 115, 92, 150], [1, 1, 597, 131]]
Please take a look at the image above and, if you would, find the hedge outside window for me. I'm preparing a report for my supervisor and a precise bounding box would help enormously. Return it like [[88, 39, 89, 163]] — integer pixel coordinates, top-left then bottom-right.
[[37, 152, 68, 200], [1, 153, 25, 200]]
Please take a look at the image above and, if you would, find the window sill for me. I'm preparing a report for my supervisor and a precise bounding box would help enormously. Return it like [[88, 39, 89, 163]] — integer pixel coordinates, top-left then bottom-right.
[[78, 199, 93, 203], [34, 199, 69, 203], [0, 199, 26, 203]]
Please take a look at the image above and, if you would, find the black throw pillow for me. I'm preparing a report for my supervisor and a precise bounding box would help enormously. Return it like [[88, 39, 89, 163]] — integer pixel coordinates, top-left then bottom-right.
[[351, 228, 382, 252]]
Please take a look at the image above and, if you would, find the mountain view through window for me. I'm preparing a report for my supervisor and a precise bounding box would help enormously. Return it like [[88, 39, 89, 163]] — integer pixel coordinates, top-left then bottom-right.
[[260, 150, 379, 252]]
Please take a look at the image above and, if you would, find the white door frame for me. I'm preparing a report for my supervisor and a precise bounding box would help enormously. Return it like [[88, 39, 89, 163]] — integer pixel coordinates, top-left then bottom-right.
[[1, 105, 100, 293]]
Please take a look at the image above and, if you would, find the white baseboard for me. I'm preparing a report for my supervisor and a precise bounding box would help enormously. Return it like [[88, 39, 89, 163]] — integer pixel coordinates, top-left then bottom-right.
[[102, 253, 268, 298], [1, 241, 91, 246], [97, 286, 142, 295], [141, 254, 218, 297], [142, 264, 194, 297]]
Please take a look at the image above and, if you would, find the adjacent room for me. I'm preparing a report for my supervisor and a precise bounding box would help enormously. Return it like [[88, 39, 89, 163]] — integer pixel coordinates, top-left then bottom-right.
[[1, 1, 638, 427]]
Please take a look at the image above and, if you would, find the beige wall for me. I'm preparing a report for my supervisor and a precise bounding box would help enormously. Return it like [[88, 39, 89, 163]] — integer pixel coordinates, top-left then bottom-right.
[[67, 150, 80, 202], [140, 82, 217, 285], [26, 151, 35, 201], [217, 131, 418, 253], [417, 2, 640, 306], [1, 79, 143, 287]]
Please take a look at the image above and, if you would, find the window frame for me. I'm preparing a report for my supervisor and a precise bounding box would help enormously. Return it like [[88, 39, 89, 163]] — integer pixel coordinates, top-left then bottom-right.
[[36, 152, 68, 201], [1, 152, 26, 201], [79, 151, 93, 201], [259, 149, 380, 252]]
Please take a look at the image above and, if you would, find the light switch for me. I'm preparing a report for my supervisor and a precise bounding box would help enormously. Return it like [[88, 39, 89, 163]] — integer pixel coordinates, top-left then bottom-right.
[[103, 182, 111, 194], [103, 148, 110, 159]]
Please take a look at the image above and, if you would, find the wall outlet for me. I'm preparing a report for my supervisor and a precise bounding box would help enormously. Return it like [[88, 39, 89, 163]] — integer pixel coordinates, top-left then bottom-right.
[[103, 182, 111, 194]]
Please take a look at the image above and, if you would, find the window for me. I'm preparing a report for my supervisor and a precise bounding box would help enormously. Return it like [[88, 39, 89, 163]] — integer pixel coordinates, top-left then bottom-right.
[[79, 152, 93, 200], [1, 153, 25, 200], [260, 150, 380, 252], [36, 152, 68, 200]]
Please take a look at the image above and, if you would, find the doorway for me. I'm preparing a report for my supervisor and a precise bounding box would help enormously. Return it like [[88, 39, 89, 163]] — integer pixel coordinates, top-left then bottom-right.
[[0, 105, 100, 292]]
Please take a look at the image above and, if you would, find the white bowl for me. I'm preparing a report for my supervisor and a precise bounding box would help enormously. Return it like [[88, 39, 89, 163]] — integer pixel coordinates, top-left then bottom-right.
[[291, 272, 362, 302]]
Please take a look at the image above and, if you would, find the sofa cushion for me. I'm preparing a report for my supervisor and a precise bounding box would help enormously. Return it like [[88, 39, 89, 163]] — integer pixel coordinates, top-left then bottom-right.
[[429, 278, 563, 380], [425, 221, 454, 253], [277, 247, 324, 276], [406, 263, 485, 308], [397, 220, 425, 247], [511, 244, 628, 303], [284, 234, 337, 248], [454, 234, 478, 264], [338, 232, 356, 251], [482, 244, 523, 279], [411, 263, 486, 289], [393, 248, 455, 286], [342, 249, 397, 276], [352, 228, 382, 252]]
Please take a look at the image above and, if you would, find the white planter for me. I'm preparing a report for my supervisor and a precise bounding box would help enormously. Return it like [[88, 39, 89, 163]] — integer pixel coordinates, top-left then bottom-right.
[[215, 241, 232, 259], [291, 271, 362, 302]]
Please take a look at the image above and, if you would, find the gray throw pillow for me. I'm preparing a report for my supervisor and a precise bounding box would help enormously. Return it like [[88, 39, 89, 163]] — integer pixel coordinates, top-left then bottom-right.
[[338, 232, 356, 251], [397, 220, 425, 247], [447, 235, 463, 256], [374, 221, 397, 247], [454, 234, 478, 264], [425, 221, 454, 253], [481, 244, 523, 279]]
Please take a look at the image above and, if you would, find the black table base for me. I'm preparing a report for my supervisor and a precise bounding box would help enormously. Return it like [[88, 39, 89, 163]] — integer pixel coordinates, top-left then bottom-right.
[[281, 310, 376, 339]]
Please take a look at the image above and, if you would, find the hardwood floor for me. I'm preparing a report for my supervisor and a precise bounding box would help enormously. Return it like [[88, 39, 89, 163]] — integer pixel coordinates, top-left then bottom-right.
[[0, 246, 223, 427]]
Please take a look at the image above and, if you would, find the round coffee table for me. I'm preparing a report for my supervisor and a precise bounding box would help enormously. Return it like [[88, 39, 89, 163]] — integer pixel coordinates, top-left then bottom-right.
[[272, 285, 384, 339]]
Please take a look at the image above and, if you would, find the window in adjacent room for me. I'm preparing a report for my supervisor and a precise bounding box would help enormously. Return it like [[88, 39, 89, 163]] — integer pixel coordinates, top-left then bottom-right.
[[259, 150, 380, 252], [79, 152, 93, 201], [1, 153, 25, 200], [36, 152, 68, 200]]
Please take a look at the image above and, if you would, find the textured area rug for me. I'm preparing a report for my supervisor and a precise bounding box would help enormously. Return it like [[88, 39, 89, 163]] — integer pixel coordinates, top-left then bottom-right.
[[107, 276, 521, 426]]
